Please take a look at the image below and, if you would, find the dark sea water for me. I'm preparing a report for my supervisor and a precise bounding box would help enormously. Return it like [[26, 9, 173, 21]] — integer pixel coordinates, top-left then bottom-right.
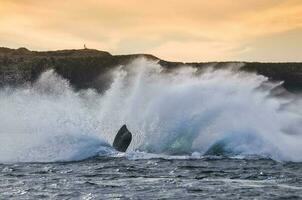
[[1, 156, 302, 199]]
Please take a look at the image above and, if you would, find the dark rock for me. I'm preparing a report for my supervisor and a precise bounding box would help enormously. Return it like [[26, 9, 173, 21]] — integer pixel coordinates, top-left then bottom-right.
[[113, 125, 132, 152]]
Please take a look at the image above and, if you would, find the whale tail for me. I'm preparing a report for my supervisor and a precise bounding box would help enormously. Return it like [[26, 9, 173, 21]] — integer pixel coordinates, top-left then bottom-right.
[[113, 125, 132, 152]]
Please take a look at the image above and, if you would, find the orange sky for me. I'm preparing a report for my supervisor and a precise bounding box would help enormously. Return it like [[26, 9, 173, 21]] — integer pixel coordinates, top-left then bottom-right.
[[0, 0, 301, 61]]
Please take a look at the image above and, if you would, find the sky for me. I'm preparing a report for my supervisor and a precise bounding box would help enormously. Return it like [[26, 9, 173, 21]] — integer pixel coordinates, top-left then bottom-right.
[[0, 0, 301, 62]]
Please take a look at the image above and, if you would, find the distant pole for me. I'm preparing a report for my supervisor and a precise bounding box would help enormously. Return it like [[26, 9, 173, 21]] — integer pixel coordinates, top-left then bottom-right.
[[84, 44, 87, 49]]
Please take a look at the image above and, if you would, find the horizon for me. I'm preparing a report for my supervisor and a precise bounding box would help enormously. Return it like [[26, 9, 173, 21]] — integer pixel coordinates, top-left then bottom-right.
[[2, 46, 302, 64], [0, 0, 302, 62]]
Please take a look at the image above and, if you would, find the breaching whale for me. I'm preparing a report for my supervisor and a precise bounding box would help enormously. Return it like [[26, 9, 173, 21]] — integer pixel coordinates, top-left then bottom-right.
[[112, 124, 132, 152]]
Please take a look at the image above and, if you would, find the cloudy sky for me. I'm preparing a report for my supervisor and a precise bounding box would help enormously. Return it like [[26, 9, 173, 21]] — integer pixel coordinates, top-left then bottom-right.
[[0, 0, 301, 61]]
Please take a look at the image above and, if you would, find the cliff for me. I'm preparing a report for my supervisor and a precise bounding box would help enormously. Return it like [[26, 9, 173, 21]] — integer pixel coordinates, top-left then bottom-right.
[[0, 47, 301, 93]]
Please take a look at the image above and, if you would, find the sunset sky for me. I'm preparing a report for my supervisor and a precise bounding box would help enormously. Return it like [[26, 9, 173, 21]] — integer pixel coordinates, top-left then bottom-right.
[[0, 0, 301, 62]]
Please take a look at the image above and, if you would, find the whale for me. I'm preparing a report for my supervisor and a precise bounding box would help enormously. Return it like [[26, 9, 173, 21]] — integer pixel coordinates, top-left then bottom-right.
[[112, 124, 132, 152]]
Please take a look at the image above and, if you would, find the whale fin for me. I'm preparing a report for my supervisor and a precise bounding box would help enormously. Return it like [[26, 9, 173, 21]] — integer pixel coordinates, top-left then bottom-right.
[[113, 124, 132, 152]]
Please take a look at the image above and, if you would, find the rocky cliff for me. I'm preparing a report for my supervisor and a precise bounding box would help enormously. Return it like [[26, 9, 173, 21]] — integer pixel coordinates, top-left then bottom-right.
[[0, 47, 301, 93]]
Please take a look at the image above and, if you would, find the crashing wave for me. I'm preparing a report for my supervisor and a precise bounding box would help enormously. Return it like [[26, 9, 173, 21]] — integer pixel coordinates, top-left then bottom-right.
[[0, 58, 301, 162]]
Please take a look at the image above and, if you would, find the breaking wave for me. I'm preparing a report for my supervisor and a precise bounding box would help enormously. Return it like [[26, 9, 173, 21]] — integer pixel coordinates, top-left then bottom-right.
[[0, 58, 301, 162]]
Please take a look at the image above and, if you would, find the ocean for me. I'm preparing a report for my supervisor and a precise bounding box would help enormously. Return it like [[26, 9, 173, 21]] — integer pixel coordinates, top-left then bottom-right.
[[0, 58, 302, 199]]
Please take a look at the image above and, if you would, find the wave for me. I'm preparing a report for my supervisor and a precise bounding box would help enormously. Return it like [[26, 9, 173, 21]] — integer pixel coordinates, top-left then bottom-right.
[[0, 58, 301, 162]]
